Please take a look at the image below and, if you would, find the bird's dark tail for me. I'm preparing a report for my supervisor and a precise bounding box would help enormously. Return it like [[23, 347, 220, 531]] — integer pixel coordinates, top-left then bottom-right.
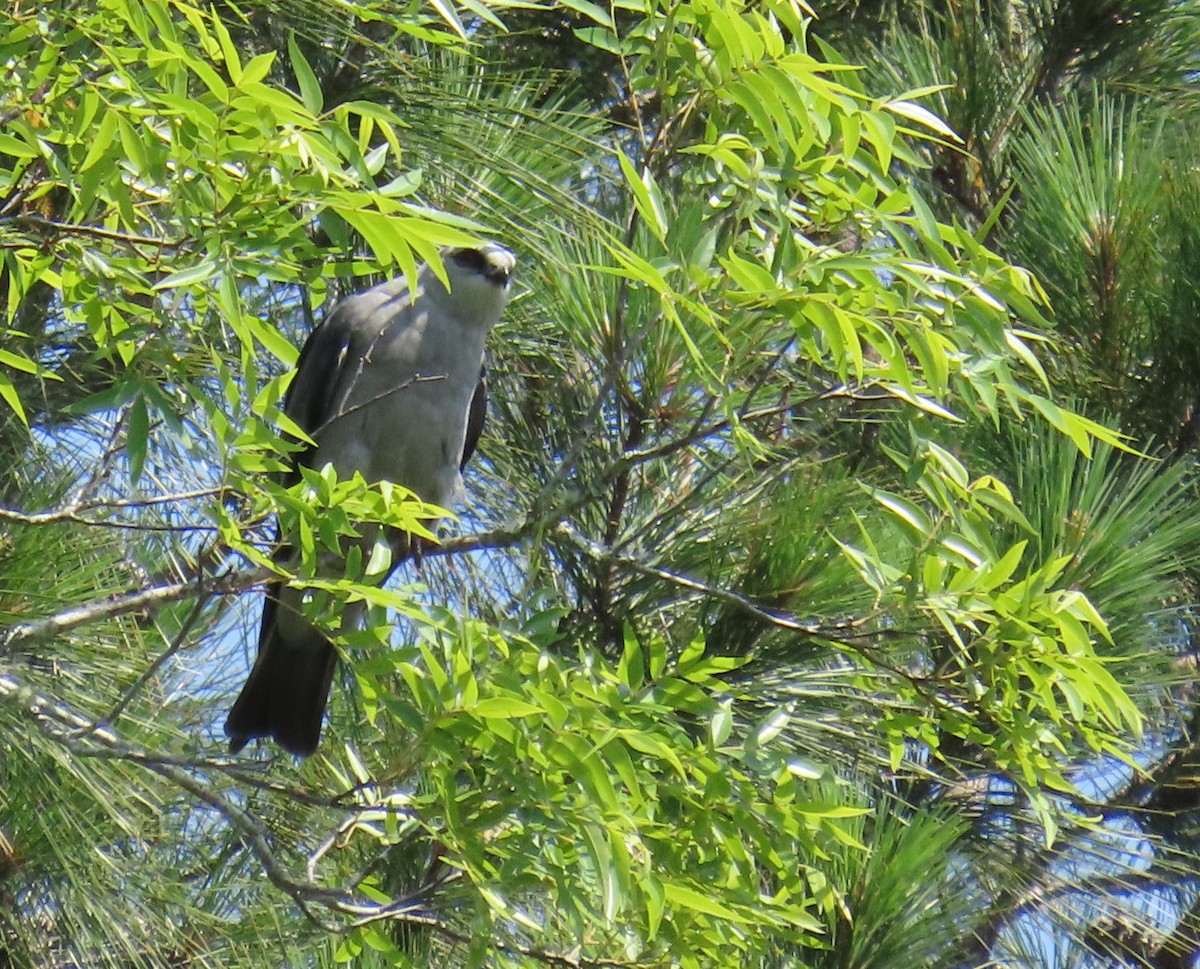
[[225, 581, 337, 758]]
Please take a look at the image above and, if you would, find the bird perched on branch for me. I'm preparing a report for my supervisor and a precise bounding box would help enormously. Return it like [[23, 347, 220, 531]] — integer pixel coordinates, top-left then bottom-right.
[[225, 244, 516, 757]]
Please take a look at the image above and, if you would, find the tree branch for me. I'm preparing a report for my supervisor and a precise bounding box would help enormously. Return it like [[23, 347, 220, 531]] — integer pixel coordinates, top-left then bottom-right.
[[2, 214, 187, 250], [0, 666, 652, 967], [0, 488, 228, 528], [0, 569, 264, 654], [555, 520, 903, 648]]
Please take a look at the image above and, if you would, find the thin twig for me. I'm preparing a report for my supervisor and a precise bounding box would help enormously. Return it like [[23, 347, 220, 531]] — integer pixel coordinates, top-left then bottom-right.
[[0, 510, 219, 532], [0, 670, 391, 928], [70, 408, 130, 507], [4, 213, 185, 250], [0, 570, 266, 654], [616, 385, 861, 470], [35, 487, 225, 518], [556, 521, 904, 644], [97, 581, 211, 728], [309, 373, 447, 441]]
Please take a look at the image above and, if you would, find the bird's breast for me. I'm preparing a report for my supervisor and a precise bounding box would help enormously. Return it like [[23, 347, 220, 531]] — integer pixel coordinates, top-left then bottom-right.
[[314, 313, 485, 509]]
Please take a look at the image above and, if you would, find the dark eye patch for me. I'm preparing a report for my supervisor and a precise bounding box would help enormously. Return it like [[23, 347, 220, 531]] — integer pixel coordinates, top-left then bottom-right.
[[450, 248, 489, 274]]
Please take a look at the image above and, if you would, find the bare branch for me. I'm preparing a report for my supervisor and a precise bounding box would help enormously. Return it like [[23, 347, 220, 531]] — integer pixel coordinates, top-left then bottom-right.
[[98, 587, 211, 727], [4, 213, 186, 250], [0, 487, 228, 528], [70, 408, 130, 507], [616, 384, 863, 470], [311, 373, 448, 441], [0, 569, 265, 654], [556, 520, 877, 641]]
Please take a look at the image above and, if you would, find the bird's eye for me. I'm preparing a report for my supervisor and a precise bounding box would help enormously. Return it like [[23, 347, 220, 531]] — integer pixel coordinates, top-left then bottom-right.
[[449, 248, 490, 275]]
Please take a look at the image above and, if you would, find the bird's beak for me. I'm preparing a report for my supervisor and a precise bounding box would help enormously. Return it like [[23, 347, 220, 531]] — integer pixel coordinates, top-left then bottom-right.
[[484, 247, 515, 286], [485, 263, 513, 285]]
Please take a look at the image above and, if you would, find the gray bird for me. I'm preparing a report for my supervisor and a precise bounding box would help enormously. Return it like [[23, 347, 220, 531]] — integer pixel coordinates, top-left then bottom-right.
[[225, 244, 516, 757]]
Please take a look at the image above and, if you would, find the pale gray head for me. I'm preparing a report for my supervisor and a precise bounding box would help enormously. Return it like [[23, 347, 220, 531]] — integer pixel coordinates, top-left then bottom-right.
[[428, 243, 515, 328]]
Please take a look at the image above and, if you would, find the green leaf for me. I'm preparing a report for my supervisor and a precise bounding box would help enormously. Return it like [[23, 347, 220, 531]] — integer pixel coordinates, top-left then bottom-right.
[[427, 0, 467, 37], [240, 312, 301, 365], [711, 700, 734, 746], [643, 873, 665, 939], [79, 109, 119, 171], [661, 879, 749, 922], [979, 541, 1027, 591], [287, 34, 324, 113], [1005, 330, 1051, 391], [210, 10, 243, 82], [616, 148, 668, 246], [1028, 394, 1092, 456], [0, 348, 41, 376], [884, 99, 962, 142], [115, 116, 148, 173], [574, 27, 622, 54], [754, 706, 790, 746], [0, 371, 27, 425], [365, 540, 392, 578], [240, 51, 276, 87], [359, 925, 398, 955], [868, 487, 933, 541], [126, 395, 149, 486], [560, 0, 614, 27], [0, 132, 39, 159], [152, 258, 219, 291], [583, 824, 621, 920], [618, 625, 645, 688], [190, 58, 230, 100], [471, 697, 544, 719]]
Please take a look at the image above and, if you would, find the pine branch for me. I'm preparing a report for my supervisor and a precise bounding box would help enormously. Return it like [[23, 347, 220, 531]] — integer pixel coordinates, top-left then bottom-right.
[[0, 665, 652, 968], [0, 569, 264, 654]]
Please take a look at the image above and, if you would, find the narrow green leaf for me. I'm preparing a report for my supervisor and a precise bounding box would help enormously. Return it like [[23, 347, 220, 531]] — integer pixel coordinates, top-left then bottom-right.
[[115, 116, 148, 173], [869, 487, 933, 539], [618, 625, 644, 688], [126, 395, 149, 486], [79, 109, 119, 171], [0, 348, 41, 375], [456, 0, 505, 27], [427, 0, 467, 37], [754, 706, 790, 746], [711, 700, 733, 746], [240, 51, 276, 87], [979, 540, 1026, 591], [643, 872, 665, 939], [287, 34, 324, 113], [0, 132, 39, 159], [190, 58, 230, 100], [152, 258, 219, 291], [210, 11, 243, 83], [574, 27, 622, 54], [616, 148, 668, 246], [583, 824, 620, 920], [472, 697, 543, 718], [0, 372, 27, 425], [885, 99, 962, 142], [661, 879, 749, 922], [240, 312, 302, 365]]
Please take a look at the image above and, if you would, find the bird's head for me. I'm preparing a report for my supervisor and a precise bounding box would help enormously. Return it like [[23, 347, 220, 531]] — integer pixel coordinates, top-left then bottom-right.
[[429, 243, 515, 327]]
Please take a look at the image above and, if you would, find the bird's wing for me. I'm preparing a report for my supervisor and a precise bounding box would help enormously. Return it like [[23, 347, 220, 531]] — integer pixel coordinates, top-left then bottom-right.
[[461, 365, 487, 470], [285, 301, 361, 437], [280, 291, 393, 481]]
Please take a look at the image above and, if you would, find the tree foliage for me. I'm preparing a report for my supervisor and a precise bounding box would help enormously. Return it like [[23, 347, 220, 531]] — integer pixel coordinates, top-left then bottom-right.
[[2, 1, 1199, 967]]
